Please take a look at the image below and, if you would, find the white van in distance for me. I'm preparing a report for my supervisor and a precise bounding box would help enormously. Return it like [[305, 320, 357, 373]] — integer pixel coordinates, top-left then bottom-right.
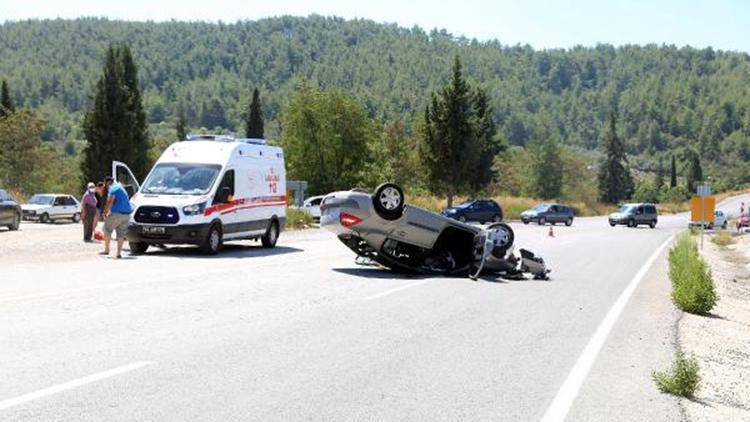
[[114, 134, 286, 254]]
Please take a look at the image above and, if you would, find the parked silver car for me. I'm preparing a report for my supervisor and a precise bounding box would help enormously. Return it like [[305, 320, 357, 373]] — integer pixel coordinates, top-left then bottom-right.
[[320, 183, 549, 279]]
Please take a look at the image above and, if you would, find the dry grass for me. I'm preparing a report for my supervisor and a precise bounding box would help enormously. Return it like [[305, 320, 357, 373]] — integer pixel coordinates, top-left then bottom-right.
[[711, 231, 735, 247]]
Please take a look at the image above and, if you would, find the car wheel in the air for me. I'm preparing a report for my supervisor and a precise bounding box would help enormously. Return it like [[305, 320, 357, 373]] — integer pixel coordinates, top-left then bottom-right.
[[39, 213, 50, 224], [129, 242, 149, 255], [261, 220, 279, 248], [565, 217, 573, 226], [372, 183, 405, 220], [486, 222, 515, 258], [201, 224, 223, 254], [538, 217, 546, 226], [649, 220, 657, 229]]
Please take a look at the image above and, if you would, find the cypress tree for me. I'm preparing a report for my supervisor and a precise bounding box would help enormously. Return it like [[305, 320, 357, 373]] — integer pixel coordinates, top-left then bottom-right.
[[420, 56, 479, 207], [686, 150, 703, 192], [82, 44, 149, 183], [245, 88, 264, 138], [598, 113, 634, 203], [670, 154, 677, 188], [0, 80, 15, 117], [532, 115, 564, 199], [469, 89, 500, 194], [175, 112, 187, 141], [655, 157, 665, 189]]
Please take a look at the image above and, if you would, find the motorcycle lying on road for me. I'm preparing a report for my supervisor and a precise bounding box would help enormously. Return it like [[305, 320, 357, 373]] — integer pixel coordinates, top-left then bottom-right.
[[320, 183, 550, 281]]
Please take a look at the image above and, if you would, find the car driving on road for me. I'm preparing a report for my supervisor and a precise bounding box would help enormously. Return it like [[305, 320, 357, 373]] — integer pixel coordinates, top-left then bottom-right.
[[21, 194, 81, 223], [520, 203, 575, 226], [608, 203, 658, 228], [0, 189, 22, 231], [441, 199, 503, 223]]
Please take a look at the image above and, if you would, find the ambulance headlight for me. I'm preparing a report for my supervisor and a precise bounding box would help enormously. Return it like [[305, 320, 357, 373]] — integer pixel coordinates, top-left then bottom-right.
[[183, 202, 207, 216]]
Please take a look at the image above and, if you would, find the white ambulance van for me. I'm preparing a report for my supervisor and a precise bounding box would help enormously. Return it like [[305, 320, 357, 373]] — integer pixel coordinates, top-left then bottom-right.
[[113, 134, 286, 254]]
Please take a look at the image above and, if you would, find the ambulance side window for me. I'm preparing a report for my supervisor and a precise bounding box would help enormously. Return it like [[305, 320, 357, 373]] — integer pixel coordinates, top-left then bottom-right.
[[213, 170, 235, 204]]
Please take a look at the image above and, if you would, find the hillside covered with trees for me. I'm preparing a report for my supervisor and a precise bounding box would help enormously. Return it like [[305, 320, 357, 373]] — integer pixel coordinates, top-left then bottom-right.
[[1, 16, 750, 194]]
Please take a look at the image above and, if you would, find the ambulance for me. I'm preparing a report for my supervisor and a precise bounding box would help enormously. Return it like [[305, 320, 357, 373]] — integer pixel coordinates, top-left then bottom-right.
[[113, 134, 286, 254]]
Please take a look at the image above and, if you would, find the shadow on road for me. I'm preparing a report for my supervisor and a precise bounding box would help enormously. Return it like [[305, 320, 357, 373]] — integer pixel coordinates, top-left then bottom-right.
[[332, 267, 430, 280], [142, 244, 304, 259]]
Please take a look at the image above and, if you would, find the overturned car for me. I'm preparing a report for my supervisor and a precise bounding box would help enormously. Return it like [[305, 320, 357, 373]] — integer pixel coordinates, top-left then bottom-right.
[[320, 183, 550, 280]]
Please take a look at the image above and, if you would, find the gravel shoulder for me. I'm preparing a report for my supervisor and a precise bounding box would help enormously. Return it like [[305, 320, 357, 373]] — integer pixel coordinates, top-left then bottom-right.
[[680, 234, 750, 421]]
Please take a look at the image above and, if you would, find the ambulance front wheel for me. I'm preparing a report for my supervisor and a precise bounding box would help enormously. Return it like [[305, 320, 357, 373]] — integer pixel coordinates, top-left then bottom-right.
[[201, 224, 223, 254]]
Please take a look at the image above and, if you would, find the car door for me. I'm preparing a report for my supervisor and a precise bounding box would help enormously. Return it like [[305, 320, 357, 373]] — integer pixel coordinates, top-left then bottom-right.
[[112, 161, 141, 198], [65, 196, 79, 217], [635, 205, 646, 224], [52, 196, 66, 219], [547, 205, 559, 222]]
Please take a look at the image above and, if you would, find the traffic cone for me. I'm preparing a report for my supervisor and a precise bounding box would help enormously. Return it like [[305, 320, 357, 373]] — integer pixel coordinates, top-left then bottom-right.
[[548, 226, 554, 237]]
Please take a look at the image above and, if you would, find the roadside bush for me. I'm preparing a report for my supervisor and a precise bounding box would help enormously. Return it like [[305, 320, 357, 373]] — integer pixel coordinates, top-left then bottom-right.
[[633, 180, 661, 203], [660, 186, 691, 204], [668, 233, 718, 314], [286, 207, 314, 229], [652, 350, 701, 398], [710, 231, 735, 247]]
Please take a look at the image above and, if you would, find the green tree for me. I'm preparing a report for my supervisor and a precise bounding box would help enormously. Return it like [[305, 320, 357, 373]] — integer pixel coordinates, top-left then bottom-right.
[[655, 157, 665, 190], [282, 82, 373, 194], [685, 150, 703, 193], [469, 89, 502, 194], [598, 113, 634, 203], [670, 154, 677, 188], [532, 116, 564, 199], [82, 44, 150, 183], [245, 87, 264, 138], [175, 112, 187, 141], [0, 110, 46, 193], [0, 79, 14, 117], [420, 56, 483, 206]]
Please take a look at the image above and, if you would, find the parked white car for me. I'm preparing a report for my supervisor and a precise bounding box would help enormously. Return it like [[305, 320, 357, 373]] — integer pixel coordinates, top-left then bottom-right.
[[302, 195, 323, 222], [713, 210, 728, 229], [22, 194, 81, 223]]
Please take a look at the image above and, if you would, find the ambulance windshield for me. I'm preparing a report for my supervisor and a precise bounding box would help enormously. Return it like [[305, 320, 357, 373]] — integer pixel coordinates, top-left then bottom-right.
[[142, 163, 222, 195]]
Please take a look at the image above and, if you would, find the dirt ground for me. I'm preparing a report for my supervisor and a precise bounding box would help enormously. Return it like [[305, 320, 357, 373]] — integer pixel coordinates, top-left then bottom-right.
[[679, 233, 750, 421]]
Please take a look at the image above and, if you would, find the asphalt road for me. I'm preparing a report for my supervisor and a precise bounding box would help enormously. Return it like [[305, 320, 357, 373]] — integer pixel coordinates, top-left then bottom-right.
[[1, 194, 748, 421]]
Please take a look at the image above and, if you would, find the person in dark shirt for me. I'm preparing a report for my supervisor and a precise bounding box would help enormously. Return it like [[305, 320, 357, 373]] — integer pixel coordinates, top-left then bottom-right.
[[95, 181, 108, 222]]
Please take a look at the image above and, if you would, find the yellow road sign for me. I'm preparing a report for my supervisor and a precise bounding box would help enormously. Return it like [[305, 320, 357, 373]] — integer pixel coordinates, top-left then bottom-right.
[[690, 196, 715, 222]]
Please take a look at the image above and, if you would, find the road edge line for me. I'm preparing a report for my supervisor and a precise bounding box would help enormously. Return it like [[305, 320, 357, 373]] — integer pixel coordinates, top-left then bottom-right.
[[540, 234, 675, 422]]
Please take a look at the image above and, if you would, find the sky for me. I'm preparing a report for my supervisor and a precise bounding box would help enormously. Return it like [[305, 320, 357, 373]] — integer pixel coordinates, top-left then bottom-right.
[[2, 0, 749, 52]]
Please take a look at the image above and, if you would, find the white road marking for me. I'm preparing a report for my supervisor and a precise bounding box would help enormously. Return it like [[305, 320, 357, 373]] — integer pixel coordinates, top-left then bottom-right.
[[0, 361, 153, 411], [540, 235, 675, 422], [364, 280, 431, 300]]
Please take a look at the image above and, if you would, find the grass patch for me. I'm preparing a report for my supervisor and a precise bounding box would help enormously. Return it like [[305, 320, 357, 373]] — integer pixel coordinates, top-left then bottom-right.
[[711, 231, 735, 247], [653, 350, 701, 398], [668, 233, 719, 314], [286, 207, 314, 229]]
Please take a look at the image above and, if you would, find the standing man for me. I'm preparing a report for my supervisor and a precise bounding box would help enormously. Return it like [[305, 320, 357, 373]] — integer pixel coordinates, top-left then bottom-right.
[[101, 176, 133, 259], [80, 182, 98, 242]]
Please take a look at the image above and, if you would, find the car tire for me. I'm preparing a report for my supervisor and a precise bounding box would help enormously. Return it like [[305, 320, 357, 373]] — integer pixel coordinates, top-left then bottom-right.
[[722, 222, 728, 230], [565, 217, 573, 226], [201, 224, 223, 255], [39, 213, 50, 224], [261, 220, 279, 248], [627, 219, 635, 228], [649, 220, 657, 229], [486, 222, 515, 258], [129, 242, 149, 255], [538, 217, 546, 226], [372, 183, 405, 220], [522, 219, 529, 225], [609, 221, 616, 227], [707, 222, 714, 230], [9, 212, 20, 231], [72, 212, 81, 223]]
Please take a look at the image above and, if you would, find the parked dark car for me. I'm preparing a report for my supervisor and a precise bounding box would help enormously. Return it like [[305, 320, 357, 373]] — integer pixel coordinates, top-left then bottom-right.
[[0, 189, 22, 231], [520, 203, 575, 226], [608, 203, 658, 228], [441, 199, 503, 224]]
